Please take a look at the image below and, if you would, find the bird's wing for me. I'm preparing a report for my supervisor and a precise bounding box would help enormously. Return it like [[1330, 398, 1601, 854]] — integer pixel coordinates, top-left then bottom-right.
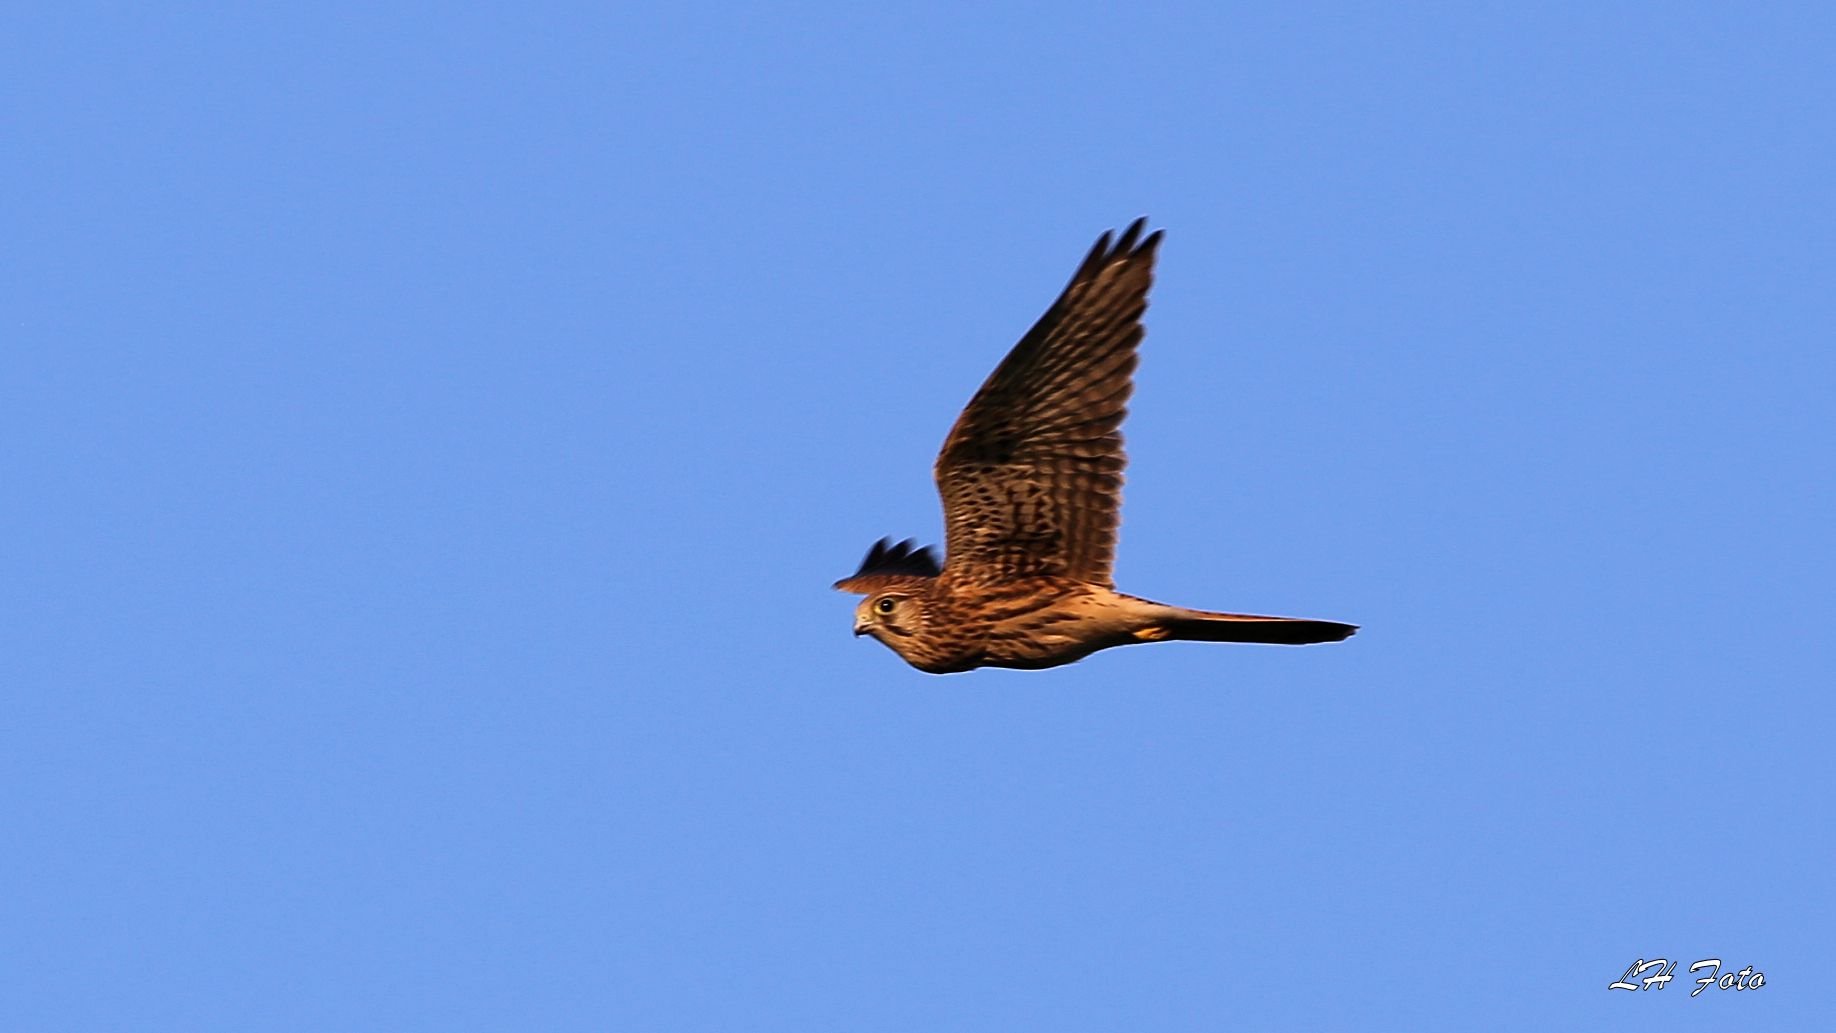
[[934, 219, 1160, 587], [832, 537, 941, 594]]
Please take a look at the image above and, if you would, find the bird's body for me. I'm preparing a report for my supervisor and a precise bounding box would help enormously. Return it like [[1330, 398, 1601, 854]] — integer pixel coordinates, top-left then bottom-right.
[[836, 220, 1356, 673], [857, 574, 1150, 675], [847, 567, 1353, 674]]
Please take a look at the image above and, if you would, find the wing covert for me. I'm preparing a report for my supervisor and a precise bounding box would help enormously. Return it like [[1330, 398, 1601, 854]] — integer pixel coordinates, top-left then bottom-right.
[[934, 219, 1161, 586]]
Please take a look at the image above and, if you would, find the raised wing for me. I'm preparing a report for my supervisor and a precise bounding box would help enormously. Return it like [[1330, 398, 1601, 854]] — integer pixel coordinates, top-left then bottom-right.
[[833, 537, 942, 594], [934, 219, 1160, 586]]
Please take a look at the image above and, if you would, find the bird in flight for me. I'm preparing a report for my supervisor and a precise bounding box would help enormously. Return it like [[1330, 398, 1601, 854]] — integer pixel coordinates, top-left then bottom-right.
[[836, 219, 1356, 673]]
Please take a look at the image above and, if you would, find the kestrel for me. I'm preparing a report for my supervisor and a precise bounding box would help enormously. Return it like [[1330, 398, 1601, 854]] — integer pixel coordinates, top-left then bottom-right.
[[836, 219, 1356, 673]]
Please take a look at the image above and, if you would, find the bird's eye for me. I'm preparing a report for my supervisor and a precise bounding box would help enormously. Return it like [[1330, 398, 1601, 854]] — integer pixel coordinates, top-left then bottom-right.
[[876, 597, 897, 614]]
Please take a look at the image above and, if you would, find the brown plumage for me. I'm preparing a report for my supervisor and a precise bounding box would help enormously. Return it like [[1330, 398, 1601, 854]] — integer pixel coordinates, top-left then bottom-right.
[[835, 220, 1356, 673]]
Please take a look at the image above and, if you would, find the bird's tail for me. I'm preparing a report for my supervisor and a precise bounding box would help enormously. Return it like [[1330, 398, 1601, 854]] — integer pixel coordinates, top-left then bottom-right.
[[1155, 607, 1358, 646]]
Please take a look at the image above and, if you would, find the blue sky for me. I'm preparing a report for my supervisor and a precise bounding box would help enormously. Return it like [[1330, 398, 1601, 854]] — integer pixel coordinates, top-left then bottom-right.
[[4, 3, 1831, 1030]]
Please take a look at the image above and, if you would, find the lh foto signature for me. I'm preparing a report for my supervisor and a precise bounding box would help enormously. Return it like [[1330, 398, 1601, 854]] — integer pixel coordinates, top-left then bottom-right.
[[1611, 958, 1767, 995]]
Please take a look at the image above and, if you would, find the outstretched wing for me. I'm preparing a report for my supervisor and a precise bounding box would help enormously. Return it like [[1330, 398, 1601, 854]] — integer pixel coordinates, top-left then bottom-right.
[[934, 219, 1160, 586]]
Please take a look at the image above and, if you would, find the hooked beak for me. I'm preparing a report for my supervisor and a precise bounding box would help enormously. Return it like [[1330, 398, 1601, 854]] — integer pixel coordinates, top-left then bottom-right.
[[853, 620, 870, 637]]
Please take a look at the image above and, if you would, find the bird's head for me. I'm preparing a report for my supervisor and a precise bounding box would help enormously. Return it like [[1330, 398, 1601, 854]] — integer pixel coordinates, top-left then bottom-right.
[[834, 537, 944, 667], [853, 591, 927, 644]]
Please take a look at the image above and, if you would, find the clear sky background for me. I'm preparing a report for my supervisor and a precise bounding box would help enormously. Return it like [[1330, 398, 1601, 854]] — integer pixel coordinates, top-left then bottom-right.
[[4, 4, 1831, 1030]]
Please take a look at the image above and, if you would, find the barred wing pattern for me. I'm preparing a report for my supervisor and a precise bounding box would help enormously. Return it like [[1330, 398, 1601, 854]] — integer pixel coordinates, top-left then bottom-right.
[[934, 219, 1161, 587]]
